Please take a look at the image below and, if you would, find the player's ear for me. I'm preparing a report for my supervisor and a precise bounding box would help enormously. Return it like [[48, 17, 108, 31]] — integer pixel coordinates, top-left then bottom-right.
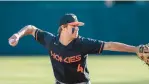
[[61, 25, 65, 31], [61, 24, 67, 30]]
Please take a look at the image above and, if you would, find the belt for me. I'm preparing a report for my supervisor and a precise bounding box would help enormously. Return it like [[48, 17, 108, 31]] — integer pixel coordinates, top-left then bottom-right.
[[55, 80, 91, 84]]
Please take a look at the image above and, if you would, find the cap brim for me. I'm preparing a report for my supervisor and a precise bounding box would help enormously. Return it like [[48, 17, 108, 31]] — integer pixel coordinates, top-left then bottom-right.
[[68, 22, 84, 26]]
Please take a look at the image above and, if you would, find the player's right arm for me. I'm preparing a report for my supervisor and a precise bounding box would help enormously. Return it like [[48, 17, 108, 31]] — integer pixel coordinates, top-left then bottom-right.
[[8, 25, 54, 49], [8, 25, 37, 47], [17, 25, 37, 38]]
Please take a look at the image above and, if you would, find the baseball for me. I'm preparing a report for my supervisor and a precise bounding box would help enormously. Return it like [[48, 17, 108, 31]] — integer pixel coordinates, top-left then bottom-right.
[[9, 39, 15, 46]]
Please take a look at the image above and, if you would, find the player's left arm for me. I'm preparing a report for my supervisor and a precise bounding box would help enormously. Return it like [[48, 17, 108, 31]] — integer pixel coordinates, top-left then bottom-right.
[[103, 42, 139, 53], [80, 37, 141, 54], [103, 42, 149, 66]]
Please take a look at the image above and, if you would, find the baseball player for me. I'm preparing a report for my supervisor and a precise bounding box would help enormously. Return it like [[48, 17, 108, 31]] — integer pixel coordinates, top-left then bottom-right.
[[8, 13, 149, 84]]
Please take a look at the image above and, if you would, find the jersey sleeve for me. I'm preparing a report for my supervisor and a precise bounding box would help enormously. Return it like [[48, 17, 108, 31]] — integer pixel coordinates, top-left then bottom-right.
[[80, 37, 105, 54], [34, 29, 55, 49]]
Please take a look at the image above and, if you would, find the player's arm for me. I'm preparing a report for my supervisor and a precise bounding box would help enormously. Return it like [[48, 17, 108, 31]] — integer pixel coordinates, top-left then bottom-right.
[[9, 25, 55, 49], [17, 25, 37, 38], [10, 25, 37, 38], [80, 37, 141, 54], [8, 25, 37, 47], [103, 42, 139, 53]]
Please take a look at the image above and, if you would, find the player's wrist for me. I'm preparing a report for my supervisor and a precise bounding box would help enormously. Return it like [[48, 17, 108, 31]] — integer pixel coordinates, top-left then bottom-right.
[[136, 44, 145, 55], [14, 33, 21, 39], [136, 46, 140, 54]]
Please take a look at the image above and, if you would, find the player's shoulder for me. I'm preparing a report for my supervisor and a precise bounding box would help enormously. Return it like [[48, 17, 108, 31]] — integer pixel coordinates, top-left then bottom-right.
[[77, 36, 88, 40], [39, 29, 56, 38], [77, 36, 84, 42], [77, 36, 97, 42], [42, 30, 55, 36], [76, 36, 91, 45]]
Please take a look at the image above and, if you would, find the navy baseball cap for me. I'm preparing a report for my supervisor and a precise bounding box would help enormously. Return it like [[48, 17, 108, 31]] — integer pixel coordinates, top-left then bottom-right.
[[59, 13, 84, 26]]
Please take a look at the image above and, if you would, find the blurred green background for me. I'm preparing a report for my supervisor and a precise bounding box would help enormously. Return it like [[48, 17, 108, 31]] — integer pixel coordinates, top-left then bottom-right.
[[1, 1, 149, 84], [2, 1, 149, 55], [0, 56, 149, 84]]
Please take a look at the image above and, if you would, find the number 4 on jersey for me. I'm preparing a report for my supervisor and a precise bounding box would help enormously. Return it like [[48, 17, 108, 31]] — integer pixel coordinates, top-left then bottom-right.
[[77, 64, 83, 73]]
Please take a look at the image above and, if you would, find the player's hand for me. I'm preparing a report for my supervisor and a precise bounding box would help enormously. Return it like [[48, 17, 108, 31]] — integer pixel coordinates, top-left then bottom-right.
[[8, 33, 20, 47]]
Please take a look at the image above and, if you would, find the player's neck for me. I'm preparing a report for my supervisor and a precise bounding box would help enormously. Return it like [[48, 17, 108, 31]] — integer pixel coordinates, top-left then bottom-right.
[[59, 33, 73, 46]]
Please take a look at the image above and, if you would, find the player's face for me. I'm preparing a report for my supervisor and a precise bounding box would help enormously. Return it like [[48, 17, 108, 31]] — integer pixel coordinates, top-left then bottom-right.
[[66, 24, 79, 38]]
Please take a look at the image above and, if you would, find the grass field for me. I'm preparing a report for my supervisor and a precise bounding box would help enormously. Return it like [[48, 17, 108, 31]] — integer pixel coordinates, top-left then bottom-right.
[[0, 55, 149, 84]]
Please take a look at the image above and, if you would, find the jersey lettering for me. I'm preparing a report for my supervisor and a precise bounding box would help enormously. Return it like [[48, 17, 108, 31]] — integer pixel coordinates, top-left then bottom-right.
[[51, 51, 63, 62], [51, 51, 81, 63]]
